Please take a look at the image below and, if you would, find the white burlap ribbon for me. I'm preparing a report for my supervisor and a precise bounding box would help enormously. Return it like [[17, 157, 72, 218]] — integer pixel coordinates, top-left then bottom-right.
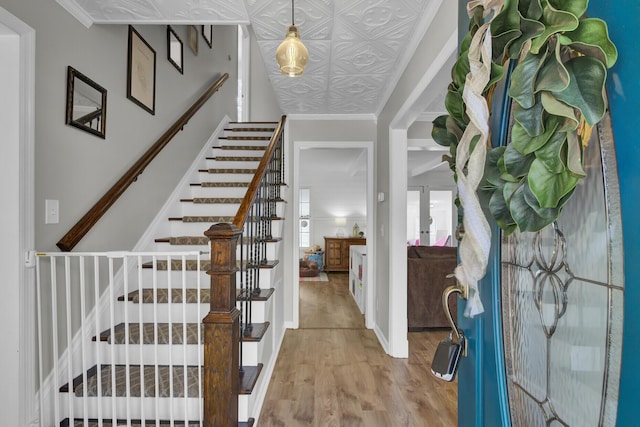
[[454, 0, 504, 317]]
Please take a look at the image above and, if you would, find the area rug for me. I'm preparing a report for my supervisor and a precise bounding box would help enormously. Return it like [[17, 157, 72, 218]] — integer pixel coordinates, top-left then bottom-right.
[[299, 272, 329, 282]]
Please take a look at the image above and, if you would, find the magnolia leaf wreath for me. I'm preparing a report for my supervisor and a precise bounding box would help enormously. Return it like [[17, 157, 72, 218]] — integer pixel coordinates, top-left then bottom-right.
[[432, 0, 617, 316]]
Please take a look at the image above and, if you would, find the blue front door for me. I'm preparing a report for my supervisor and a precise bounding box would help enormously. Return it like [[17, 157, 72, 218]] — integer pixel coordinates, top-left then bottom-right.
[[455, 1, 639, 426]]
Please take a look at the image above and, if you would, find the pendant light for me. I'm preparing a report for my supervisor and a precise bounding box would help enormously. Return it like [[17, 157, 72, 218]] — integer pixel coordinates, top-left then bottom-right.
[[276, 0, 309, 77]]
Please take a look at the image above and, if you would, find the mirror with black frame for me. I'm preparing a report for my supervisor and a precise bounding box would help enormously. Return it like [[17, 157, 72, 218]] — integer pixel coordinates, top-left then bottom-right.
[[65, 66, 107, 139], [167, 26, 184, 74]]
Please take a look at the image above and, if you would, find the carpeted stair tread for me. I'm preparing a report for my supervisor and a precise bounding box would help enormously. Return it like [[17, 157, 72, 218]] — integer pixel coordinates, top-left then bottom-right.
[[191, 182, 249, 187], [217, 145, 266, 150], [61, 364, 262, 397], [120, 288, 210, 304], [168, 216, 283, 222], [60, 364, 202, 398], [119, 287, 275, 304], [180, 197, 244, 204], [140, 259, 279, 271], [93, 322, 201, 345], [154, 236, 282, 245], [155, 236, 209, 245], [220, 136, 271, 141], [60, 419, 203, 427], [206, 156, 263, 161], [198, 168, 256, 174], [94, 321, 270, 345]]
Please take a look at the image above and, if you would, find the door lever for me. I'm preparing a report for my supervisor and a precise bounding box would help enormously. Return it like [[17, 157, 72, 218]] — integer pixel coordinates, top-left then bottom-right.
[[442, 277, 467, 356]]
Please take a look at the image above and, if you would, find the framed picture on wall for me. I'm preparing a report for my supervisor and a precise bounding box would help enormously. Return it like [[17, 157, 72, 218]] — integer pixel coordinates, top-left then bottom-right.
[[188, 25, 198, 55], [202, 25, 213, 49], [127, 25, 156, 115], [167, 25, 184, 74]]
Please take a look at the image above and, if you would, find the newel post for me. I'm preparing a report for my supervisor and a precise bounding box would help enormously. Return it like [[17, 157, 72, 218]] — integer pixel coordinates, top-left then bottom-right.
[[203, 222, 241, 426]]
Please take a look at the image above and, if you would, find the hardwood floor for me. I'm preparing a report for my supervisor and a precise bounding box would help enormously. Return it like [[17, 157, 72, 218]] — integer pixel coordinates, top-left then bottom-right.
[[258, 273, 458, 426]]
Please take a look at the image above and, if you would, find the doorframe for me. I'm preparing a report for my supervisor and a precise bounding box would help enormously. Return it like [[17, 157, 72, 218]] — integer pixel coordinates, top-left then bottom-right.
[[0, 6, 36, 426], [290, 139, 376, 331]]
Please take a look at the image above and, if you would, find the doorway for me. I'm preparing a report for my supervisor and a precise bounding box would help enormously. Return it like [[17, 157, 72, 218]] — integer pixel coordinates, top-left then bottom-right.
[[291, 140, 375, 331]]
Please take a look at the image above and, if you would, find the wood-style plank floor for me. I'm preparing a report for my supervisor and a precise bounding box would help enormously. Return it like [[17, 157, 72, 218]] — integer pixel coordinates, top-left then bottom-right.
[[259, 272, 458, 426]]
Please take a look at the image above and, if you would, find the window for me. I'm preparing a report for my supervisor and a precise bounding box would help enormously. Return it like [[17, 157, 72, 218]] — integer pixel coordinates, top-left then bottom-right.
[[299, 188, 310, 247]]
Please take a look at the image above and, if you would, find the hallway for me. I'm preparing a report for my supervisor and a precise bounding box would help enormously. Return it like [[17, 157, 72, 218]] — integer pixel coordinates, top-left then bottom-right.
[[259, 273, 458, 426]]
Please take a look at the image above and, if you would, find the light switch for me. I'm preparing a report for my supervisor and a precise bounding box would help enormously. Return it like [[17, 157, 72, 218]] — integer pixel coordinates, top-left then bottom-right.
[[45, 199, 59, 224]]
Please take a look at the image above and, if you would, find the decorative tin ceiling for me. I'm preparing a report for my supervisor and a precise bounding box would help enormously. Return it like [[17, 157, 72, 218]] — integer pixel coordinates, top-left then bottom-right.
[[58, 0, 442, 116]]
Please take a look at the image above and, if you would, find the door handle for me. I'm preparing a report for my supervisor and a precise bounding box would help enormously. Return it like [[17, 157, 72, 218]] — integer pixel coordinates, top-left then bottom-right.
[[442, 277, 468, 357]]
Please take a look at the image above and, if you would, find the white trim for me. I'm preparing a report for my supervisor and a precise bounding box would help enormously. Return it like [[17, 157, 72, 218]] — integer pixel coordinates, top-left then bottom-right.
[[375, 0, 444, 117], [250, 320, 287, 426], [238, 25, 250, 122], [388, 128, 409, 358], [416, 111, 449, 122], [55, 0, 94, 28], [290, 139, 376, 331], [0, 7, 37, 425], [373, 324, 390, 355], [287, 113, 377, 122], [390, 31, 458, 130]]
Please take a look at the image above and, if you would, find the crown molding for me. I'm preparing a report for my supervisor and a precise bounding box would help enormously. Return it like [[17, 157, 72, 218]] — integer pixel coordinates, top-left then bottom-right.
[[287, 113, 377, 122], [56, 0, 94, 28]]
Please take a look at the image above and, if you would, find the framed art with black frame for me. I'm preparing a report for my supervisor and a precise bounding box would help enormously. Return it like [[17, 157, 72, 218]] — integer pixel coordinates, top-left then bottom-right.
[[127, 25, 156, 114]]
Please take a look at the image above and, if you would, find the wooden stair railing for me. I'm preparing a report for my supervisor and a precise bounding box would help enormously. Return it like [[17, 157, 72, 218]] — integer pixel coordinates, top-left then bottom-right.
[[56, 73, 229, 252], [204, 116, 286, 425]]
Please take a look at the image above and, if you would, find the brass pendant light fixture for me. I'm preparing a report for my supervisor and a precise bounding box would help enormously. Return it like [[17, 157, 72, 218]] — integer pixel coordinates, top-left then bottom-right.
[[276, 0, 309, 77]]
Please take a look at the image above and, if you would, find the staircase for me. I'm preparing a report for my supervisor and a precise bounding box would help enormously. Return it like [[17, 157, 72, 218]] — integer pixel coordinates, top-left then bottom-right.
[[37, 118, 286, 426]]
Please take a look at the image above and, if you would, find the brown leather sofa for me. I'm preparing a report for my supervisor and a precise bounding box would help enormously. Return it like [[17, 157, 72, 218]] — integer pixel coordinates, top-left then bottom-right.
[[407, 246, 458, 330]]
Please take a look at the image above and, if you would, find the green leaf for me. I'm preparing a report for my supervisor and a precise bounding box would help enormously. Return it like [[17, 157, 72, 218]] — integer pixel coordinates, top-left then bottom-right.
[[452, 51, 470, 89], [431, 115, 456, 147], [445, 85, 465, 124], [489, 190, 517, 234], [483, 146, 507, 189], [530, 2, 580, 54], [528, 158, 580, 208], [446, 116, 464, 142], [534, 130, 567, 174], [561, 18, 618, 68], [514, 98, 545, 137], [566, 131, 586, 177], [509, 48, 548, 109], [540, 92, 578, 130], [548, 0, 588, 19], [511, 116, 559, 155], [509, 183, 558, 232], [519, 0, 543, 20], [508, 15, 545, 58], [554, 56, 608, 126], [491, 0, 523, 59], [486, 62, 506, 92], [535, 40, 570, 93], [504, 143, 536, 178]]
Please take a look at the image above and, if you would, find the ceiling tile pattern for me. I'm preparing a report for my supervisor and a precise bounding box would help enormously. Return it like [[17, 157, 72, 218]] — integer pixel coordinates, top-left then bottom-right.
[[60, 0, 438, 115]]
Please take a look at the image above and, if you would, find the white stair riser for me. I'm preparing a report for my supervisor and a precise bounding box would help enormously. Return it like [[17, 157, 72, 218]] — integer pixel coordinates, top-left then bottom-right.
[[124, 298, 271, 324], [135, 265, 277, 289], [61, 395, 203, 422], [169, 220, 283, 238], [197, 172, 256, 182], [204, 159, 261, 170], [218, 139, 270, 146], [188, 186, 249, 199], [180, 202, 284, 218], [94, 340, 262, 367], [152, 242, 280, 261]]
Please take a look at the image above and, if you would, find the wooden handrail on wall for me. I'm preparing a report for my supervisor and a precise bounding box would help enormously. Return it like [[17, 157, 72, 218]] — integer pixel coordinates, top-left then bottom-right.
[[56, 73, 229, 252]]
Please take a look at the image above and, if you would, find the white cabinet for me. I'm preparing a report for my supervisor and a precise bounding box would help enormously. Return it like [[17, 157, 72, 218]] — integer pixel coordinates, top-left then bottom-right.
[[349, 245, 367, 314]]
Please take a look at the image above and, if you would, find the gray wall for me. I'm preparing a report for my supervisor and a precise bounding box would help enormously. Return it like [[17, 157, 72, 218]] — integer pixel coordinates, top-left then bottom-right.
[[248, 29, 281, 121], [375, 1, 458, 343], [0, 0, 238, 252]]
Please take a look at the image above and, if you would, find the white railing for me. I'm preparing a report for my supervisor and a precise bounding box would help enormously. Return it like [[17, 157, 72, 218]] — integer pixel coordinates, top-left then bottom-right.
[[35, 251, 204, 427]]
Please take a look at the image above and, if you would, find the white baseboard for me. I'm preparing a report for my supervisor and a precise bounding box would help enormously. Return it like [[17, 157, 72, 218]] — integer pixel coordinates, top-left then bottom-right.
[[373, 323, 390, 355]]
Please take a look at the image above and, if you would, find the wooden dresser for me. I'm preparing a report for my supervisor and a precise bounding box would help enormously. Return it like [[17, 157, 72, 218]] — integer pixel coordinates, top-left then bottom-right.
[[324, 237, 366, 272]]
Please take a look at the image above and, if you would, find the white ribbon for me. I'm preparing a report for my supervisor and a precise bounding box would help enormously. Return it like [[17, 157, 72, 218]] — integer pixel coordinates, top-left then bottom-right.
[[454, 0, 504, 317]]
